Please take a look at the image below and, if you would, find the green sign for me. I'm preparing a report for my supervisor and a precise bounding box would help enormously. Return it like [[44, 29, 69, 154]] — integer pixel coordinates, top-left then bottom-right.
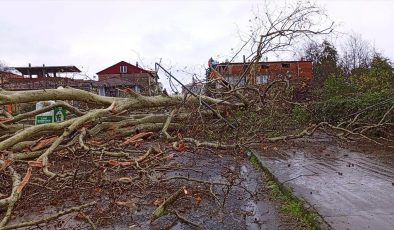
[[35, 103, 67, 125], [54, 107, 66, 123], [35, 115, 53, 125]]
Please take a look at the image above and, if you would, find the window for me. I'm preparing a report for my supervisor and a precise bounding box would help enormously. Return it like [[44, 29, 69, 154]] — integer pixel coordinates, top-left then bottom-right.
[[282, 63, 290, 68], [120, 66, 127, 73], [225, 75, 245, 86], [133, 85, 141, 93], [261, 64, 269, 69], [98, 87, 106, 96], [256, 75, 268, 84]]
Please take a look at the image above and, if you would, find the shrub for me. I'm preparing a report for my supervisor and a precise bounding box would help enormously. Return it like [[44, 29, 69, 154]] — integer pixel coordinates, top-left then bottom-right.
[[292, 105, 309, 124], [321, 75, 356, 100], [315, 91, 392, 121]]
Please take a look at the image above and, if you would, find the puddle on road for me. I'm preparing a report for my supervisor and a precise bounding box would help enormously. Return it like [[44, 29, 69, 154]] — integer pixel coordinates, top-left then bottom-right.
[[256, 134, 394, 230]]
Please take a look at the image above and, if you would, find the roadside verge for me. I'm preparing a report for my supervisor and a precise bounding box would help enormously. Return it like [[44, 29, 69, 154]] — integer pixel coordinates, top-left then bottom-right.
[[247, 149, 331, 230]]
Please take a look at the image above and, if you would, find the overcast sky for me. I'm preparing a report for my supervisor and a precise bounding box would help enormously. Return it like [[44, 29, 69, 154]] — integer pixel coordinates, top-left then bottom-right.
[[1, 0, 394, 87]]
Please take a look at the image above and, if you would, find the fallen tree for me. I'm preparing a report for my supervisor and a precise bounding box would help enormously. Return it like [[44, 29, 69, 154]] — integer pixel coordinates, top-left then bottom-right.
[[0, 87, 248, 228], [2, 1, 393, 228], [1, 84, 391, 228]]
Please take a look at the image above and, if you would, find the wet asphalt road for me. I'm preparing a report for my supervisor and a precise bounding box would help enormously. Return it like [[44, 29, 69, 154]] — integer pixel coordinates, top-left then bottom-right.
[[256, 134, 394, 230]]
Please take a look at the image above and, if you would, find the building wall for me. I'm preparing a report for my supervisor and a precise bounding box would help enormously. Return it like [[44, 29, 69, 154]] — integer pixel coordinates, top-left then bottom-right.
[[210, 61, 313, 86], [0, 71, 23, 84], [97, 74, 153, 90], [1, 76, 93, 91]]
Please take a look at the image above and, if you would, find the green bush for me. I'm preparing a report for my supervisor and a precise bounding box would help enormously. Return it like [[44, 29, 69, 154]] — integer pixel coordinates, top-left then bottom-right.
[[321, 75, 356, 100], [314, 68, 394, 122], [315, 91, 392, 121], [292, 105, 309, 124], [353, 55, 394, 93]]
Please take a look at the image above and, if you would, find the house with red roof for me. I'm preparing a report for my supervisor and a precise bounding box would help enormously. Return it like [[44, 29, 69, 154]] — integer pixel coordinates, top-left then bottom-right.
[[95, 61, 159, 97]]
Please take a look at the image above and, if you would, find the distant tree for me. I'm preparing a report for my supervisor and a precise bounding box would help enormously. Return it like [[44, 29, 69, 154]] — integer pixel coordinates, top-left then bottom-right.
[[339, 33, 374, 76], [217, 0, 335, 87], [302, 40, 339, 88], [353, 54, 394, 92], [0, 61, 8, 71], [302, 41, 321, 64], [0, 61, 19, 75]]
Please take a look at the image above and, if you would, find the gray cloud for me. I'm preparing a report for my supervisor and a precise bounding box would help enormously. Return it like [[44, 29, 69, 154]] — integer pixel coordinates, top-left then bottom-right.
[[0, 0, 393, 87]]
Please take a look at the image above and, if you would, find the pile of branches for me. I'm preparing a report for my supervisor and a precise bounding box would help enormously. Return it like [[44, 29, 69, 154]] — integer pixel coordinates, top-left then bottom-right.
[[2, 2, 393, 228], [0, 83, 392, 229], [0, 87, 246, 229]]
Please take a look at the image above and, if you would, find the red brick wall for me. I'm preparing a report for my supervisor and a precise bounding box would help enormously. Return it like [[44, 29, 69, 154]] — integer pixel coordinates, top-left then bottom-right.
[[210, 61, 313, 83]]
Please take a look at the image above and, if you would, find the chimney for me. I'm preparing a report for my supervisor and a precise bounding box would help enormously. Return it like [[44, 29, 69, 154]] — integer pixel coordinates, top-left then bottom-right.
[[28, 63, 32, 78], [136, 62, 139, 67]]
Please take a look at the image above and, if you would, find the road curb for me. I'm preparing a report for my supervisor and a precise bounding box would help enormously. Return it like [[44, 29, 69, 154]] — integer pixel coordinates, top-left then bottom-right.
[[246, 149, 332, 230]]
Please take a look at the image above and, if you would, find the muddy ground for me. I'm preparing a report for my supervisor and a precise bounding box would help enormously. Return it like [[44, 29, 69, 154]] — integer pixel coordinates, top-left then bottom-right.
[[1, 137, 304, 230], [255, 133, 394, 230]]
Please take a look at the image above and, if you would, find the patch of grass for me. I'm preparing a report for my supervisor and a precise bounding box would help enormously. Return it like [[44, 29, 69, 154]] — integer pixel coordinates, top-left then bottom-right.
[[267, 180, 319, 228], [249, 154, 260, 170], [249, 153, 321, 230]]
